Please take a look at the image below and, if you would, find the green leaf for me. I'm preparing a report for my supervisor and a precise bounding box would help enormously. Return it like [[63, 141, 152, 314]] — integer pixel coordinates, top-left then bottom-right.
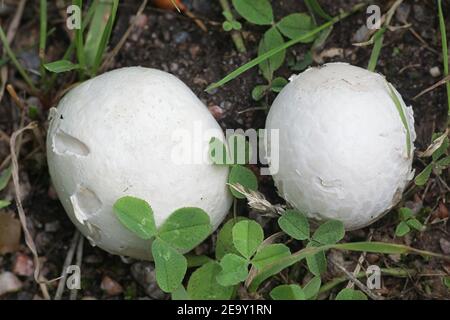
[[232, 220, 264, 259], [152, 238, 187, 293], [251, 244, 291, 270], [171, 285, 190, 300], [231, 0, 273, 25], [113, 196, 156, 240], [0, 166, 12, 191], [303, 276, 321, 300], [436, 155, 450, 168], [43, 60, 80, 73], [277, 13, 316, 42], [258, 27, 285, 81], [271, 77, 288, 92], [185, 254, 213, 268], [91, 0, 119, 75], [312, 220, 345, 245], [278, 209, 310, 240], [231, 20, 242, 30], [270, 284, 306, 300], [0, 200, 11, 209], [252, 84, 269, 101], [432, 136, 449, 161], [291, 50, 313, 71], [399, 207, 413, 220], [84, 0, 112, 67], [335, 288, 367, 300], [395, 221, 410, 237], [306, 242, 327, 276], [216, 217, 247, 260], [443, 276, 450, 289], [158, 207, 211, 251], [223, 21, 233, 31], [388, 82, 412, 158], [187, 261, 234, 300], [217, 253, 249, 286], [209, 137, 229, 165], [228, 165, 258, 199], [406, 218, 424, 231], [414, 163, 433, 186], [304, 0, 333, 20]]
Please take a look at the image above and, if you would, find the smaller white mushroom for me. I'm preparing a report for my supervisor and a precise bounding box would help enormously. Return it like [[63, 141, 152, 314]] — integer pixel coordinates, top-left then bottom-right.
[[47, 67, 233, 260], [265, 63, 416, 230]]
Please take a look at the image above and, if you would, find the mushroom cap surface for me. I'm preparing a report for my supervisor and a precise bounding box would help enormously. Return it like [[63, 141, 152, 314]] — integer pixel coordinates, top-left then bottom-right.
[[47, 67, 232, 259], [265, 63, 416, 230]]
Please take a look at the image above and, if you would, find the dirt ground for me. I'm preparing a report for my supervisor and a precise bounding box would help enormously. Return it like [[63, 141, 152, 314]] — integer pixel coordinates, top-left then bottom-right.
[[0, 0, 449, 300]]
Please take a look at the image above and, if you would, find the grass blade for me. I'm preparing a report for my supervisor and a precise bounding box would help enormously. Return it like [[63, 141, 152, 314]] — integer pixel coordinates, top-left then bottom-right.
[[249, 241, 449, 292], [437, 0, 450, 114], [206, 2, 365, 92], [39, 0, 47, 76], [367, 27, 386, 72], [0, 26, 37, 92], [304, 0, 333, 21], [91, 0, 119, 75], [73, 0, 85, 72]]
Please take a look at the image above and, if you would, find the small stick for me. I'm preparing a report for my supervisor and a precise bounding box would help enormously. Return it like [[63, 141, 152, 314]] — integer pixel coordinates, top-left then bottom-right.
[[346, 229, 373, 289], [413, 74, 450, 100], [70, 235, 84, 300], [54, 231, 80, 300], [330, 258, 383, 300], [10, 122, 51, 300]]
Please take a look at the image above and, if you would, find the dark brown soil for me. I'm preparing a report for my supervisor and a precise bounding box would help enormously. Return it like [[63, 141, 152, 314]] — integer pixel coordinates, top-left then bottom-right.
[[0, 0, 449, 300]]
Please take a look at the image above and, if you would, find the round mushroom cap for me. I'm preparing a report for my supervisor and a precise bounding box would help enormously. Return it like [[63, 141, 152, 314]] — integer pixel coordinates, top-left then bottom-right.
[[265, 62, 416, 230], [47, 67, 232, 259]]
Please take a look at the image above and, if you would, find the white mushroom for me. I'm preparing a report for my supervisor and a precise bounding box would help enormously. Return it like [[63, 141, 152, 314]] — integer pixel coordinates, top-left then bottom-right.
[[47, 67, 232, 260], [265, 63, 416, 230]]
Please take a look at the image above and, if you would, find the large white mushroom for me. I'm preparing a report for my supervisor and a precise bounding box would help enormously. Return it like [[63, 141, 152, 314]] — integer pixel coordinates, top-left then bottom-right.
[[47, 67, 232, 260], [265, 63, 416, 230]]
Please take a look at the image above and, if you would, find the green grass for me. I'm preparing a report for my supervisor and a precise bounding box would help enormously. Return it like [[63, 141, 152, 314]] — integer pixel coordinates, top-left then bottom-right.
[[0, 26, 37, 93], [437, 0, 450, 115], [206, 2, 366, 92]]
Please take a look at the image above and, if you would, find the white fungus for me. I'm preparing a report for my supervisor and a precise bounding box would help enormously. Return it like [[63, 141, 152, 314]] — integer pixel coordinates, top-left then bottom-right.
[[265, 63, 416, 230], [47, 67, 232, 260]]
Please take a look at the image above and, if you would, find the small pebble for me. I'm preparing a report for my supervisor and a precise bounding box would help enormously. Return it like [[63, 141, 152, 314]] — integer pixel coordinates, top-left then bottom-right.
[[429, 66, 441, 78], [439, 238, 450, 255], [101, 276, 123, 296], [12, 253, 34, 277], [173, 31, 190, 44], [131, 262, 165, 299], [44, 220, 60, 232], [0, 272, 22, 296]]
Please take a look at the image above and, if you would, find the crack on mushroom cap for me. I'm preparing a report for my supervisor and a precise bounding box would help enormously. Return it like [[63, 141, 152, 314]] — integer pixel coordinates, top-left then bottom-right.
[[70, 186, 102, 225], [52, 129, 90, 157]]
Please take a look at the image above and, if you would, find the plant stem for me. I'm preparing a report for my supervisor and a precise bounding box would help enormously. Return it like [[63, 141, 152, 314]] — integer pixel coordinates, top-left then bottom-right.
[[219, 0, 247, 53], [318, 268, 415, 295], [39, 0, 47, 78], [0, 26, 37, 93], [437, 0, 450, 115]]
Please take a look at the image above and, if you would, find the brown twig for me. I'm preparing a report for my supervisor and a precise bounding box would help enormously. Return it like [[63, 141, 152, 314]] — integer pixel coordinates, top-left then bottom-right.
[[70, 235, 84, 300], [0, 0, 27, 104], [54, 231, 80, 300], [330, 258, 383, 300], [10, 121, 51, 300], [413, 74, 450, 100]]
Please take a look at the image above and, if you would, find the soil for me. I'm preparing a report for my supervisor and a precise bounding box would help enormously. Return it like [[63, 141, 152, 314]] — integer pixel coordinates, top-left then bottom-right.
[[0, 0, 449, 300]]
